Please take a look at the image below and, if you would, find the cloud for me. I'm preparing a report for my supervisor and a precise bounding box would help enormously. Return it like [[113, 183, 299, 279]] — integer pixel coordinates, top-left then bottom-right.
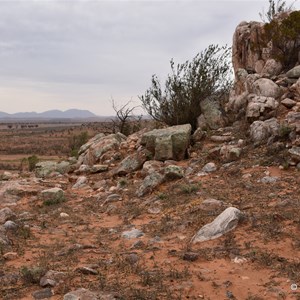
[[0, 0, 298, 115]]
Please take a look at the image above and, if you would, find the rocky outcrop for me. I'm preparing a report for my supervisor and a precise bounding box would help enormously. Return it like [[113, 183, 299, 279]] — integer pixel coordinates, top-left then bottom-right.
[[228, 12, 300, 163], [140, 124, 191, 161], [35, 161, 71, 178], [77, 133, 126, 166]]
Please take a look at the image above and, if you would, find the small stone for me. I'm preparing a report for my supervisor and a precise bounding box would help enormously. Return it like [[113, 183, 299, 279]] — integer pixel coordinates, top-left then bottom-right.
[[39, 270, 66, 287], [3, 252, 18, 260], [90, 164, 109, 173], [72, 176, 88, 189], [106, 194, 121, 202], [63, 288, 116, 300], [76, 266, 98, 275], [60, 212, 69, 218], [109, 186, 118, 192], [0, 207, 15, 224], [32, 288, 53, 299], [125, 253, 139, 265], [200, 199, 225, 211], [41, 188, 65, 205], [164, 165, 184, 180], [281, 98, 296, 108], [122, 228, 144, 239], [183, 252, 199, 262], [3, 220, 18, 230], [131, 240, 145, 249], [259, 176, 278, 183], [202, 162, 217, 173], [148, 207, 161, 214], [40, 278, 57, 287], [232, 256, 247, 264]]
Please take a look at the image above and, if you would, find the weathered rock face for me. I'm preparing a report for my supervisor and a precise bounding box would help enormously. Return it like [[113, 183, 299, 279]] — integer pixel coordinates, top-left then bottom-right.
[[35, 161, 71, 178], [232, 21, 265, 73], [140, 124, 191, 161], [250, 118, 279, 144], [252, 78, 281, 98], [229, 12, 300, 163], [112, 149, 150, 176], [78, 133, 126, 166], [246, 94, 279, 120]]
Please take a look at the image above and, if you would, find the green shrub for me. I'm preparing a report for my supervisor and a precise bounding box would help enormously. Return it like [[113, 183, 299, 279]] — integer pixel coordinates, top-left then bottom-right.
[[27, 155, 39, 171], [20, 266, 46, 284], [263, 10, 300, 69], [69, 131, 89, 158], [259, 0, 294, 22], [179, 183, 201, 194], [139, 44, 233, 131]]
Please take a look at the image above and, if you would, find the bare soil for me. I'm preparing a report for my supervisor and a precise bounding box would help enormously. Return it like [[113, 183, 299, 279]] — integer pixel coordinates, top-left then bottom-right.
[[0, 123, 300, 300]]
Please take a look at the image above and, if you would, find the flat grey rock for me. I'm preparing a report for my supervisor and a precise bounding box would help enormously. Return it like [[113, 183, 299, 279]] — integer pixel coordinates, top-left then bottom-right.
[[191, 207, 242, 243]]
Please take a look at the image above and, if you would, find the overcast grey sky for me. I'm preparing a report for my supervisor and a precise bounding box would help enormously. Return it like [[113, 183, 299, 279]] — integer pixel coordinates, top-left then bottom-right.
[[0, 0, 299, 116]]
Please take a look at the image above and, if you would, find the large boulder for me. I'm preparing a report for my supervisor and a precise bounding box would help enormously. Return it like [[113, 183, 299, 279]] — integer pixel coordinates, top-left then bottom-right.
[[112, 150, 150, 176], [191, 207, 242, 243], [252, 78, 281, 98], [232, 21, 265, 72], [140, 124, 191, 161], [35, 161, 58, 178], [246, 94, 279, 120], [261, 59, 282, 76], [35, 161, 71, 178], [78, 133, 126, 166], [249, 118, 279, 144]]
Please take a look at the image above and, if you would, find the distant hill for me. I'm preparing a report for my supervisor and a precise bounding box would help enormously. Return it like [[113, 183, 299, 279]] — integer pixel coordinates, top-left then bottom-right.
[[0, 109, 98, 119]]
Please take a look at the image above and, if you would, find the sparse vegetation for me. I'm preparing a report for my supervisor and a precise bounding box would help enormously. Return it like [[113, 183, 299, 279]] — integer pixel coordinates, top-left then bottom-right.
[[20, 266, 46, 285], [140, 44, 233, 130], [259, 0, 295, 22], [263, 10, 300, 69], [111, 99, 142, 136], [69, 131, 89, 158]]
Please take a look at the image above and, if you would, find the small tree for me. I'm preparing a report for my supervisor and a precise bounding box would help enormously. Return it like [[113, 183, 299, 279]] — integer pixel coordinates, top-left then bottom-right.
[[111, 99, 141, 135], [139, 44, 233, 131]]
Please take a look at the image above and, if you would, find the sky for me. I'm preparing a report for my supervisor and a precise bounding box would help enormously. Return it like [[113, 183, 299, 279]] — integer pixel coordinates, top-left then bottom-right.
[[0, 0, 299, 116]]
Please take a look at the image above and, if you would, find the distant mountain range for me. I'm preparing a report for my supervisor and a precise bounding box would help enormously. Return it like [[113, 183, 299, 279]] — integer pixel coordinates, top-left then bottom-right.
[[0, 109, 99, 119]]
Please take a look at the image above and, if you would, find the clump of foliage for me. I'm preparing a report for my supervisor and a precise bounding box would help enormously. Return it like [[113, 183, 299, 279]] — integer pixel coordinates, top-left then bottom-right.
[[263, 10, 300, 69], [43, 194, 65, 206], [259, 0, 295, 22], [27, 155, 39, 171], [20, 266, 46, 284], [20, 155, 39, 172], [69, 131, 89, 157], [139, 44, 233, 131]]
